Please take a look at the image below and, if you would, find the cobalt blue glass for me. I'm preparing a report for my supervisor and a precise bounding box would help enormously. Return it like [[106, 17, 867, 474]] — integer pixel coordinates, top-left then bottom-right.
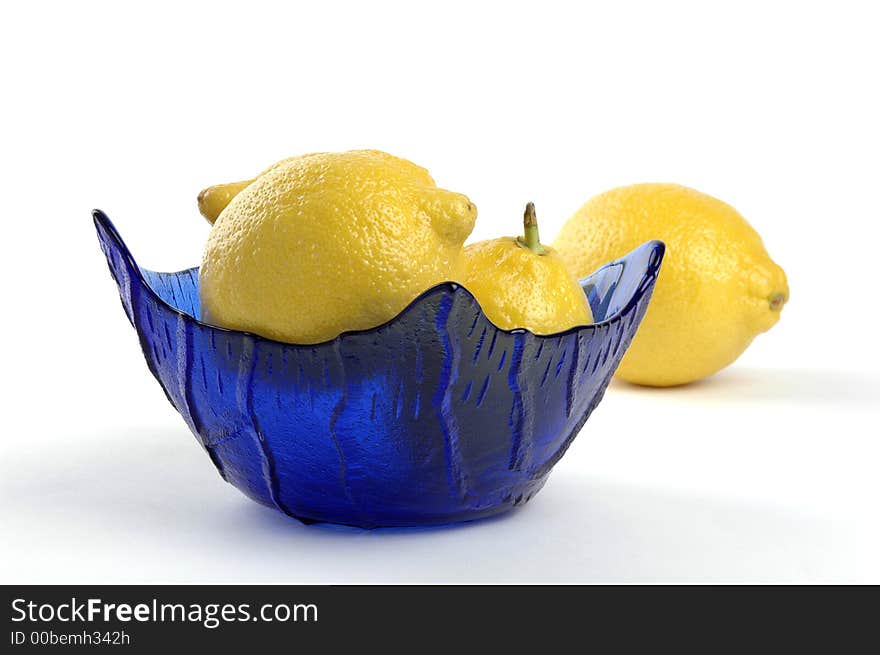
[[93, 210, 664, 528]]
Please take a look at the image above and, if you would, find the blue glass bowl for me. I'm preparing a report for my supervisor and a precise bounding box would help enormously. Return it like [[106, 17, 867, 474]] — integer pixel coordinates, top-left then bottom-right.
[[94, 210, 664, 528]]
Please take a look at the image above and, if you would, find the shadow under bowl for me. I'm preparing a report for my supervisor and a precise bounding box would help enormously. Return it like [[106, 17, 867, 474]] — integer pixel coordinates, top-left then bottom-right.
[[94, 210, 663, 528]]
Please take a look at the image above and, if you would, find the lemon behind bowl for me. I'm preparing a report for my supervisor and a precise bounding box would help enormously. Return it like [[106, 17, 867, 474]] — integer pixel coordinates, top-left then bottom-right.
[[199, 150, 477, 344], [553, 184, 788, 387]]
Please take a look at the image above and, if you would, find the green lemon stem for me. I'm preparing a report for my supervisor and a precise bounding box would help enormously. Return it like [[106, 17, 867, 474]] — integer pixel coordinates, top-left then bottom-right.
[[517, 202, 547, 254]]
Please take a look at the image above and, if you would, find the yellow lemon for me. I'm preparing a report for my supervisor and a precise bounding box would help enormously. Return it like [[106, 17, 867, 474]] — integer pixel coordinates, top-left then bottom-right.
[[461, 203, 592, 334], [553, 183, 788, 386], [199, 150, 477, 344], [197, 179, 252, 224], [197, 156, 303, 224]]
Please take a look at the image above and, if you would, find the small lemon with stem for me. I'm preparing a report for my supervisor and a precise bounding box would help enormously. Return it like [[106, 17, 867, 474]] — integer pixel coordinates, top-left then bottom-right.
[[460, 203, 593, 334]]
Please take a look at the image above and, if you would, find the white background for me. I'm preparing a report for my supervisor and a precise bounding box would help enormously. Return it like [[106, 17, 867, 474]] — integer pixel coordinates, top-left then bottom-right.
[[2, 1, 878, 583]]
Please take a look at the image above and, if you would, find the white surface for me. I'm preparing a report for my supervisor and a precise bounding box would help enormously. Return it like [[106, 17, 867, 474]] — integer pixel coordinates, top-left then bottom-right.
[[2, 1, 879, 583]]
